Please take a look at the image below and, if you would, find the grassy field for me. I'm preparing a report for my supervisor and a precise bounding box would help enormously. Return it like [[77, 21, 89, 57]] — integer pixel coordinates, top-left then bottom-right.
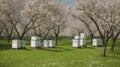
[[0, 37, 120, 67]]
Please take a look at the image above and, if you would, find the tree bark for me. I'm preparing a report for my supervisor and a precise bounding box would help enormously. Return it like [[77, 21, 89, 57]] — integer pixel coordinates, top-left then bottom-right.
[[110, 32, 120, 52], [42, 29, 51, 41], [0, 27, 4, 40], [90, 33, 94, 45], [33, 28, 37, 36], [55, 33, 59, 45], [102, 40, 108, 57], [55, 37, 58, 45], [7, 36, 11, 42], [110, 39, 116, 52]]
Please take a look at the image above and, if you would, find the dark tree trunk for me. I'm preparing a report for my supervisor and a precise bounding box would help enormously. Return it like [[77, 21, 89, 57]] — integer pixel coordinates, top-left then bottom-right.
[[0, 36, 1, 40], [43, 34, 48, 40], [33, 28, 37, 36], [90, 34, 94, 45], [110, 32, 120, 52], [102, 40, 108, 57], [0, 35, 2, 40], [19, 36, 23, 40], [110, 39, 116, 52], [42, 29, 51, 41], [6, 28, 13, 42], [110, 35, 119, 52], [19, 33, 25, 40], [7, 36, 11, 42], [55, 34, 59, 45], [0, 27, 4, 40], [55, 37, 58, 45]]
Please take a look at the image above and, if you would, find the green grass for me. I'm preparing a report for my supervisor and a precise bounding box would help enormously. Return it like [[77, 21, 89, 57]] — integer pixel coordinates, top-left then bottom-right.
[[0, 38, 120, 67]]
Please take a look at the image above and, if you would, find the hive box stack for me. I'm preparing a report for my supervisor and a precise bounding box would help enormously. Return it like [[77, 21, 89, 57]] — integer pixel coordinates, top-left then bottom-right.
[[12, 39, 26, 49], [80, 33, 86, 47], [31, 36, 41, 48], [48, 40, 55, 48], [20, 40, 26, 49], [12, 39, 21, 49], [92, 38, 102, 47], [72, 36, 80, 48], [43, 40, 49, 48]]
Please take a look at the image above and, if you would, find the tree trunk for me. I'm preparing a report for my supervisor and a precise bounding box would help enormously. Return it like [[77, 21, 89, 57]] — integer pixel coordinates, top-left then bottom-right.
[[33, 28, 37, 36], [0, 27, 4, 40], [0, 35, 2, 40], [102, 41, 107, 57], [90, 34, 94, 45], [19, 36, 23, 40], [55, 37, 58, 45], [55, 34, 58, 45], [7, 36, 11, 42], [110, 39, 116, 52], [110, 32, 120, 52]]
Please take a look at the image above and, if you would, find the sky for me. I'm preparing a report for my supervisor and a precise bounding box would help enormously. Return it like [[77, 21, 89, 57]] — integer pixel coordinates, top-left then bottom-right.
[[60, 0, 75, 6]]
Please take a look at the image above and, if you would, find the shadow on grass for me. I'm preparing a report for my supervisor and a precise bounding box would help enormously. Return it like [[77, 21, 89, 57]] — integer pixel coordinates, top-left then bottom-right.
[[56, 46, 73, 51], [111, 51, 120, 55], [41, 49, 64, 52], [11, 48, 33, 51], [106, 55, 120, 59], [40, 46, 73, 52], [0, 43, 11, 51], [0, 43, 32, 51], [26, 43, 30, 46], [74, 46, 95, 49], [84, 46, 95, 49]]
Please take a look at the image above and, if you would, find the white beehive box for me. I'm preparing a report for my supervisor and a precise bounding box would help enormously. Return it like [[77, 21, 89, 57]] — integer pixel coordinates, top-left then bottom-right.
[[43, 40, 49, 48], [20, 40, 26, 48], [74, 36, 80, 39], [72, 39, 80, 48], [49, 40, 55, 48], [80, 39, 86, 47], [31, 36, 40, 40], [92, 39, 102, 46], [12, 39, 21, 49], [80, 33, 86, 39], [31, 40, 41, 48]]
